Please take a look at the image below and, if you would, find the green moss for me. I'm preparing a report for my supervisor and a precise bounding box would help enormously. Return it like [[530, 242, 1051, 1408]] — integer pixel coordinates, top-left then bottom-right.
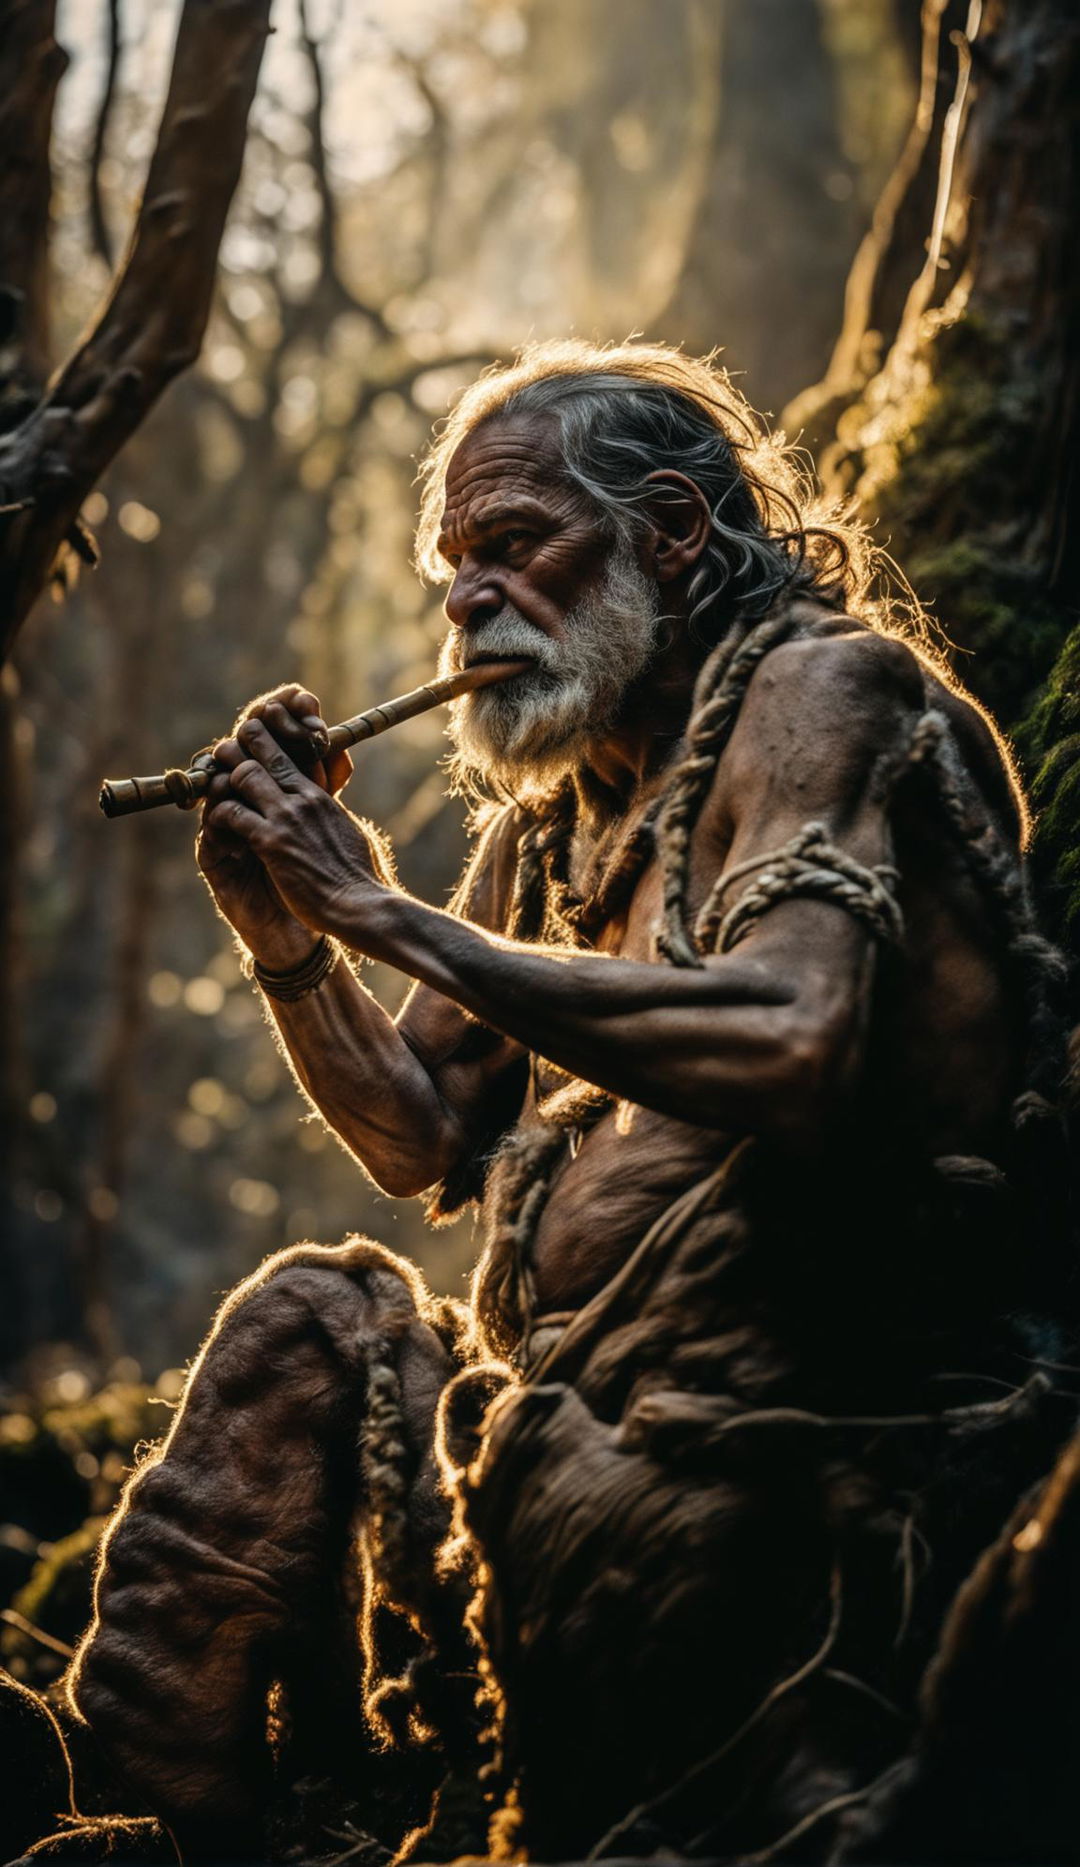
[[847, 309, 1071, 728], [1016, 624, 1080, 958]]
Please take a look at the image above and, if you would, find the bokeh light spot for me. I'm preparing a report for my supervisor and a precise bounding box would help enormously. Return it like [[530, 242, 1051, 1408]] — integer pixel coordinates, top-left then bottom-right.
[[88, 1186, 119, 1221], [148, 970, 183, 1008], [184, 977, 226, 1017], [174, 1112, 214, 1151], [117, 500, 161, 543], [189, 1077, 227, 1118], [229, 1178, 281, 1218]]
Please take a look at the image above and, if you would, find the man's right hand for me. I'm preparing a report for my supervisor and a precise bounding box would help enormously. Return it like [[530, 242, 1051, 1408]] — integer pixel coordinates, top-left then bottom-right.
[[225, 683, 354, 799], [195, 682, 353, 968]]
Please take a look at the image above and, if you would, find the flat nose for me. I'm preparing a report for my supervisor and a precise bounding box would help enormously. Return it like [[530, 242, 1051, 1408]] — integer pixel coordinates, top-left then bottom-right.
[[444, 561, 504, 631]]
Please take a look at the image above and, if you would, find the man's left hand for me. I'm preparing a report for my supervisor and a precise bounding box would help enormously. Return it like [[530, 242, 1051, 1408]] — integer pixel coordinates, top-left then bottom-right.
[[205, 718, 390, 939]]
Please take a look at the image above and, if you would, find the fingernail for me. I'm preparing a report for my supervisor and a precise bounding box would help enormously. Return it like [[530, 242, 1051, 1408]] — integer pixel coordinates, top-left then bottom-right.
[[301, 714, 329, 750]]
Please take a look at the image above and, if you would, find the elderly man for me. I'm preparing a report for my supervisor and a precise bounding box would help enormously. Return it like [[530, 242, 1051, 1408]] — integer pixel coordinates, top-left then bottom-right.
[[66, 342, 1071, 1863]]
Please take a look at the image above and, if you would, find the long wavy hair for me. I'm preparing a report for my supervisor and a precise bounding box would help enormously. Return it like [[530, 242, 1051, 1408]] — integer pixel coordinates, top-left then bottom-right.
[[415, 337, 911, 644]]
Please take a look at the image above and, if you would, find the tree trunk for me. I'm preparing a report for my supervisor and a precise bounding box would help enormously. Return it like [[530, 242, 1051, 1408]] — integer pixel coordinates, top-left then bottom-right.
[[0, 0, 272, 662], [802, 0, 1080, 743]]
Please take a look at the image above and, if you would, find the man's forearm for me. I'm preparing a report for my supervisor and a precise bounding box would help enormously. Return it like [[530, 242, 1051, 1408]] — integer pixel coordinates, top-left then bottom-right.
[[330, 889, 816, 1134], [259, 956, 461, 1194]]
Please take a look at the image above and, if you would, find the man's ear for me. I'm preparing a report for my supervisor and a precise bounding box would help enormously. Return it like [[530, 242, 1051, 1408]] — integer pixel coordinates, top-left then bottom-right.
[[642, 470, 711, 584]]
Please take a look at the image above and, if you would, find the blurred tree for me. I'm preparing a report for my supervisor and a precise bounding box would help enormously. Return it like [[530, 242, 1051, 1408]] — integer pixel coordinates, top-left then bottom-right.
[[785, 0, 970, 448], [0, 0, 271, 1370], [654, 0, 918, 412], [5, 1, 507, 1376]]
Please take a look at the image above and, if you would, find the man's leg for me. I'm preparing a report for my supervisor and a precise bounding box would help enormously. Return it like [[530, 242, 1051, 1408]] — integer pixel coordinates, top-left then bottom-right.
[[64, 1238, 461, 1862]]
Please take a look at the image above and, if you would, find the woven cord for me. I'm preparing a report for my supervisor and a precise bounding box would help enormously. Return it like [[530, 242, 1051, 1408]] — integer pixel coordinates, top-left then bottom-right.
[[695, 821, 904, 955]]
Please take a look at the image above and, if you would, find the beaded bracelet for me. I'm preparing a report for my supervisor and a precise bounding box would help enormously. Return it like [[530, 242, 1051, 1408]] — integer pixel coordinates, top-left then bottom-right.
[[251, 935, 340, 1002]]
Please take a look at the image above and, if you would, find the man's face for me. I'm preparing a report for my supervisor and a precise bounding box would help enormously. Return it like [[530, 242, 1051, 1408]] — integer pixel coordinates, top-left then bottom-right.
[[435, 414, 661, 790]]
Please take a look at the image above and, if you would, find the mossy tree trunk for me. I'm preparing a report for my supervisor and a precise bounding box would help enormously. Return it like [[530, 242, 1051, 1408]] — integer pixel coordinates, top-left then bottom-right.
[[789, 0, 1080, 959]]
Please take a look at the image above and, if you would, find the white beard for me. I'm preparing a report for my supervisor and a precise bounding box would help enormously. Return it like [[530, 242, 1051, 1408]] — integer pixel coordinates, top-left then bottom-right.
[[440, 538, 662, 794]]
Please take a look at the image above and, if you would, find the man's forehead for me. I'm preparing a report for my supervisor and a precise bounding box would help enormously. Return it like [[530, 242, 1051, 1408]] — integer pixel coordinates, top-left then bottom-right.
[[440, 416, 566, 523]]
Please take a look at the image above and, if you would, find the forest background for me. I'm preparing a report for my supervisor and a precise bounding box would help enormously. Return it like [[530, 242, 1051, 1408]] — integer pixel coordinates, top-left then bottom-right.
[[1, 0, 1077, 1686]]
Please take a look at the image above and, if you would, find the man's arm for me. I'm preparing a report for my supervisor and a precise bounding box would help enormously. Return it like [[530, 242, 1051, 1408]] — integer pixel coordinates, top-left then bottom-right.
[[258, 806, 528, 1196], [198, 710, 528, 1196], [209, 632, 921, 1149]]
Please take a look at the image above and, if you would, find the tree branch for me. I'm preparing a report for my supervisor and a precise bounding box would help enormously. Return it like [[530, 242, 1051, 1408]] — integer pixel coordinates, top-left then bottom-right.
[[296, 0, 390, 337], [88, 0, 121, 270], [0, 0, 272, 662], [0, 1, 69, 397]]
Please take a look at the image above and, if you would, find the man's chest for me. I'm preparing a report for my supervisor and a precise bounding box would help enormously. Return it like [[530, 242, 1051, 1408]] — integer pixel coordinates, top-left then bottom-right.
[[565, 796, 735, 961]]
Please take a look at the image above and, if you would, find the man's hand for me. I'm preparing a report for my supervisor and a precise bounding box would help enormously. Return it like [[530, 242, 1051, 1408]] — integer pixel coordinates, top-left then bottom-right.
[[197, 683, 357, 968], [230, 681, 354, 797], [203, 719, 391, 941]]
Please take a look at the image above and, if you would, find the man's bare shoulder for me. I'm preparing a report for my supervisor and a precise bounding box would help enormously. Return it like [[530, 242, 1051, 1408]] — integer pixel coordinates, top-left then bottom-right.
[[742, 623, 925, 734], [717, 620, 1025, 850], [715, 624, 923, 828]]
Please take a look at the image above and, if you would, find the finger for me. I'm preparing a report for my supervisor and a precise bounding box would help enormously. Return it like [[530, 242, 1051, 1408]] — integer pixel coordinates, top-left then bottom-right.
[[227, 757, 281, 812], [205, 770, 234, 807], [261, 701, 324, 759], [236, 684, 322, 729], [212, 736, 243, 769], [198, 822, 249, 873], [235, 719, 312, 792], [197, 820, 245, 866], [280, 687, 322, 723], [299, 714, 331, 757], [204, 797, 270, 849]]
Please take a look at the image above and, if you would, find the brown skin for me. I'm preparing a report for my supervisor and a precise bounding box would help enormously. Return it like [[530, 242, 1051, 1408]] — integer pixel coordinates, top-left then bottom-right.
[[68, 414, 1026, 1852], [198, 413, 1022, 1301]]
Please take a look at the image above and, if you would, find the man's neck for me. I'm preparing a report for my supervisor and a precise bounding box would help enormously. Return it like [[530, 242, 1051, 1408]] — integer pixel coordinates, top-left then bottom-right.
[[576, 617, 713, 800]]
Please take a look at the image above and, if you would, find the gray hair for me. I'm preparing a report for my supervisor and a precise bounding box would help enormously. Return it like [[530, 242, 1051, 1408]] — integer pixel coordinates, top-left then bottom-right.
[[416, 339, 871, 642]]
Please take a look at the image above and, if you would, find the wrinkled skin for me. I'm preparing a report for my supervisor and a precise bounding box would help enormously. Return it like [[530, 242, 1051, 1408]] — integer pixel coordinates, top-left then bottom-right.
[[59, 414, 1056, 1860]]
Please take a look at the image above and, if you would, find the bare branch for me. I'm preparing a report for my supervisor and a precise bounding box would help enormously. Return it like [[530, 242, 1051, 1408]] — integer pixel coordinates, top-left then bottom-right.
[[0, 0, 272, 661], [88, 0, 121, 269], [392, 49, 451, 287], [296, 0, 390, 337], [0, 1, 69, 394]]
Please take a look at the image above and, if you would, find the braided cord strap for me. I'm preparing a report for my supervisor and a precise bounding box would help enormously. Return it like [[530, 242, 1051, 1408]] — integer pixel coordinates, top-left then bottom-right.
[[655, 612, 801, 967], [251, 934, 340, 1001], [696, 821, 904, 956]]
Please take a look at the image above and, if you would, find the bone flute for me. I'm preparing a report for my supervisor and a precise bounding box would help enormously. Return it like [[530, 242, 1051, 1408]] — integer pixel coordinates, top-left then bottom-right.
[[98, 659, 532, 818]]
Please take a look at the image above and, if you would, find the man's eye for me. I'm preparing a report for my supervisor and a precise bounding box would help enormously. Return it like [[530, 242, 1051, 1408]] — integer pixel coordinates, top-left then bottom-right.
[[502, 530, 531, 551]]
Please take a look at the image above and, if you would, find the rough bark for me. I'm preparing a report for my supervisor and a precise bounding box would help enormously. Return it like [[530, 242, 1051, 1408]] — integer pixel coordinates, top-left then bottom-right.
[[0, 1, 67, 396], [0, 0, 272, 662], [0, 3, 65, 1367], [784, 0, 970, 450], [802, 0, 1080, 737], [87, 0, 122, 271]]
